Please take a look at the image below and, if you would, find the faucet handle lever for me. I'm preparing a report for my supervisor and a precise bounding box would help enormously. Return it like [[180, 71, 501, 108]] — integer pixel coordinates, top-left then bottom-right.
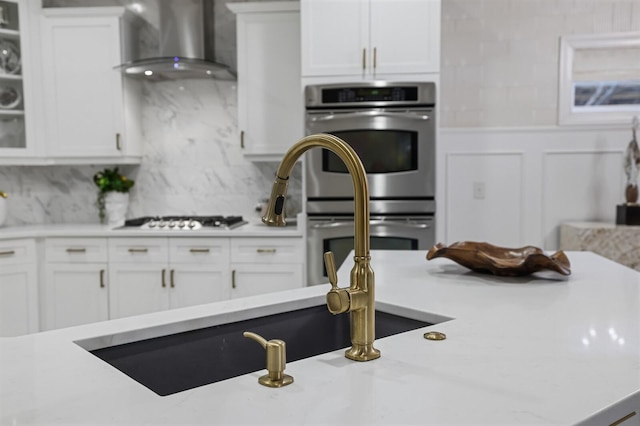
[[324, 251, 338, 289], [324, 251, 350, 314]]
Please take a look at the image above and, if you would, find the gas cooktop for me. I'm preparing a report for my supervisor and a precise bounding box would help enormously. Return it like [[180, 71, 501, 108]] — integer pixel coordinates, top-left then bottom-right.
[[121, 216, 248, 231]]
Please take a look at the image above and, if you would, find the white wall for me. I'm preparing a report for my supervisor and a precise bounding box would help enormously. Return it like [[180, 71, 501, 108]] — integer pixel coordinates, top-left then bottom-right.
[[440, 0, 640, 127], [436, 0, 640, 249]]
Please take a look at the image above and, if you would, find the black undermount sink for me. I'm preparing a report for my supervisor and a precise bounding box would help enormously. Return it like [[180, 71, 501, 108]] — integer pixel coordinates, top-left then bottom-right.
[[87, 305, 431, 396]]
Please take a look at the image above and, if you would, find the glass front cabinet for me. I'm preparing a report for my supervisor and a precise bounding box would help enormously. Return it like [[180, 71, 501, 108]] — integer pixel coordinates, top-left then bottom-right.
[[0, 0, 37, 158]]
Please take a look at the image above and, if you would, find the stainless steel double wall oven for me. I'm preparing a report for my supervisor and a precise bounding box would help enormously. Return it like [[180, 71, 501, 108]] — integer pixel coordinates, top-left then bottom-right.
[[305, 82, 436, 285]]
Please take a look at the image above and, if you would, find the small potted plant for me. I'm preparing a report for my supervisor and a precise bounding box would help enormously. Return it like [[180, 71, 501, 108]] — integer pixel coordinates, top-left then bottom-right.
[[93, 167, 134, 226]]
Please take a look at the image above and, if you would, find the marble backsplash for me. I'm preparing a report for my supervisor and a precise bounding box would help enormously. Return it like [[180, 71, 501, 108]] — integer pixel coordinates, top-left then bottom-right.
[[0, 78, 301, 226], [0, 0, 300, 227]]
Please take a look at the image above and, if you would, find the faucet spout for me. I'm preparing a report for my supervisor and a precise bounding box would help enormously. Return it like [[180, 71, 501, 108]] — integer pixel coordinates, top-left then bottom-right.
[[262, 133, 380, 361]]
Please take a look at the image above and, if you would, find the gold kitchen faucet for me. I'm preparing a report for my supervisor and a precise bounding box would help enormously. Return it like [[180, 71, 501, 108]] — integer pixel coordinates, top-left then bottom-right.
[[262, 133, 380, 361]]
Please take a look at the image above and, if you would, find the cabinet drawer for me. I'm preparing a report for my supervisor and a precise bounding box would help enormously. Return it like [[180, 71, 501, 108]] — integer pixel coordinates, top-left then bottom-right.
[[169, 238, 230, 264], [108, 238, 168, 263], [231, 237, 303, 264], [0, 239, 36, 266], [45, 238, 108, 263]]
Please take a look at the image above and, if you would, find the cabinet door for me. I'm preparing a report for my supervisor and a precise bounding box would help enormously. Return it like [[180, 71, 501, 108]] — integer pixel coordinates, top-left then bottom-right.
[[230, 264, 303, 299], [44, 263, 108, 330], [168, 238, 231, 309], [231, 237, 304, 264], [108, 264, 169, 319], [0, 264, 38, 336], [169, 265, 230, 310], [369, 0, 441, 75], [41, 14, 124, 157], [300, 0, 369, 77], [0, 0, 38, 158], [235, 6, 303, 157]]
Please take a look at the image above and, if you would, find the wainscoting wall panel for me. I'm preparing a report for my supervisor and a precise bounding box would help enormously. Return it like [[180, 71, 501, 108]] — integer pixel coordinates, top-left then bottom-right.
[[437, 126, 629, 250], [445, 152, 524, 246]]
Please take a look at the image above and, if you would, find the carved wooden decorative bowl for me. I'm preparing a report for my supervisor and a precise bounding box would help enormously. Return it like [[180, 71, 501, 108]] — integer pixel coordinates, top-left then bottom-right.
[[426, 241, 571, 277]]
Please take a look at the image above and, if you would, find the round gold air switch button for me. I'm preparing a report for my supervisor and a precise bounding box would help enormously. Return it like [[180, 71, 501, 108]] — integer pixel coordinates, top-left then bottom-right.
[[423, 331, 446, 341]]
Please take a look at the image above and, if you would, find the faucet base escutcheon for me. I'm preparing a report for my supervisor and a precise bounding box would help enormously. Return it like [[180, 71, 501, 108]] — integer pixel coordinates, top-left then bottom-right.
[[345, 343, 381, 362]]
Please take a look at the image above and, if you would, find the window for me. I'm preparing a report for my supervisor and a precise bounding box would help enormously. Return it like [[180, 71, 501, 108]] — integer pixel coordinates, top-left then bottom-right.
[[558, 32, 640, 125]]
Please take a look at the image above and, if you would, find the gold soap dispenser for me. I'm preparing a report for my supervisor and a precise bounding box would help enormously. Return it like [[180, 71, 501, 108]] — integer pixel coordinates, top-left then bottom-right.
[[243, 331, 294, 388]]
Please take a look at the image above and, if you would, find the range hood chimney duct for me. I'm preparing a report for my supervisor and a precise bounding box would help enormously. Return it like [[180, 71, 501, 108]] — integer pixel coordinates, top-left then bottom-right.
[[117, 0, 234, 81]]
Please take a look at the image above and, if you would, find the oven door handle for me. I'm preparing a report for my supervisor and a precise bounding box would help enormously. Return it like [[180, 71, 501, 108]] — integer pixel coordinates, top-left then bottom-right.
[[311, 220, 432, 230], [308, 111, 430, 122]]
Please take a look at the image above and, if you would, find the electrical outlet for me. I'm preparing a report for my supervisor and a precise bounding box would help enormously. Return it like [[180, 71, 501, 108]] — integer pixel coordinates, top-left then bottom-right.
[[473, 181, 486, 199]]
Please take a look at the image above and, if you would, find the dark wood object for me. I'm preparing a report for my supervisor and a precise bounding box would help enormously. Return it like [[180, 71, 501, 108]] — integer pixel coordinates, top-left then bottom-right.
[[426, 241, 571, 277]]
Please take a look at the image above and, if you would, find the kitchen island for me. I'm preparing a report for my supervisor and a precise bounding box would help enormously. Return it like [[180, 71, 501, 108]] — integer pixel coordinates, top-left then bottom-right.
[[2, 250, 640, 425]]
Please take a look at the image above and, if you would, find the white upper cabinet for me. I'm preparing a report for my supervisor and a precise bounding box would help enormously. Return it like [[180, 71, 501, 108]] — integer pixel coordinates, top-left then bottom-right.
[[0, 0, 39, 159], [301, 0, 441, 79], [229, 2, 303, 161], [40, 7, 142, 163]]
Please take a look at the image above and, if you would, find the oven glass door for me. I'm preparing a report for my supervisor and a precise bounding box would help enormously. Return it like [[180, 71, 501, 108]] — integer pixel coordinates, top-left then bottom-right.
[[306, 108, 435, 199], [307, 216, 435, 285]]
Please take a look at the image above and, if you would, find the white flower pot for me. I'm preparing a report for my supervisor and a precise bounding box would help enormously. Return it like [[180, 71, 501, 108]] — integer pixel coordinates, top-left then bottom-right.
[[104, 192, 129, 227], [0, 195, 7, 227]]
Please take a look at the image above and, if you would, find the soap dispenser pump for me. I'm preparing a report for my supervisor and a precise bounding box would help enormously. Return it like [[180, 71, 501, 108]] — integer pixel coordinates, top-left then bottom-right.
[[243, 331, 294, 388]]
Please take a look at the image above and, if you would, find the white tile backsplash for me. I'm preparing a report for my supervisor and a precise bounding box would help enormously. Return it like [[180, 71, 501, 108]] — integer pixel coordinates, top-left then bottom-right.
[[440, 0, 640, 127]]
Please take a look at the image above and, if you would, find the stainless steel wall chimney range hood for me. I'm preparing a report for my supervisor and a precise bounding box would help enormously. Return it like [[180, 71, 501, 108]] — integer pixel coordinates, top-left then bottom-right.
[[117, 0, 234, 81]]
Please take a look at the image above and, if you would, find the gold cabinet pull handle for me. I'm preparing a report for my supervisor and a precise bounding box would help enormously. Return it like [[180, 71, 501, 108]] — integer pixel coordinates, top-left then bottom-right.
[[240, 130, 245, 149], [116, 133, 121, 150], [373, 46, 377, 76], [99, 269, 106, 288], [190, 248, 210, 253], [362, 48, 366, 72], [243, 331, 293, 387], [0, 250, 15, 256], [161, 269, 166, 288], [0, 191, 7, 198], [128, 248, 148, 253], [232, 269, 236, 289], [66, 248, 86, 253], [256, 248, 277, 254], [611, 411, 637, 426], [170, 269, 175, 288]]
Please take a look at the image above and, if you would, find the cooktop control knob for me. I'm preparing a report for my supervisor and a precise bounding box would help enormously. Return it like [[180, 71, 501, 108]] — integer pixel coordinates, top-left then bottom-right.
[[188, 220, 196, 229], [168, 221, 176, 228], [178, 220, 186, 229], [158, 221, 166, 228], [148, 221, 157, 228]]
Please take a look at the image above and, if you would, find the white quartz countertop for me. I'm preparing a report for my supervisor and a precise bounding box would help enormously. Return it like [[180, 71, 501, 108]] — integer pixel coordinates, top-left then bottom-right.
[[2, 250, 640, 425], [0, 219, 303, 239]]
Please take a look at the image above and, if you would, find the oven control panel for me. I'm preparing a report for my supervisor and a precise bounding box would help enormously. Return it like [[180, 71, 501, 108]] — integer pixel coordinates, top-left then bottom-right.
[[322, 86, 417, 103], [305, 82, 436, 108]]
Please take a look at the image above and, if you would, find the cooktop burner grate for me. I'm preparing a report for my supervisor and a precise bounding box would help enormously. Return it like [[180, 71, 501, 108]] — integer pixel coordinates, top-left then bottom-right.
[[122, 216, 247, 230]]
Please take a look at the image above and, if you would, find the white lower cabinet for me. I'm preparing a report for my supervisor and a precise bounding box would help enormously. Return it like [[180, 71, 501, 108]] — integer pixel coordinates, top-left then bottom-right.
[[230, 237, 304, 298], [0, 239, 38, 336], [108, 238, 230, 319], [168, 238, 230, 309], [43, 238, 109, 330], [37, 235, 303, 329]]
